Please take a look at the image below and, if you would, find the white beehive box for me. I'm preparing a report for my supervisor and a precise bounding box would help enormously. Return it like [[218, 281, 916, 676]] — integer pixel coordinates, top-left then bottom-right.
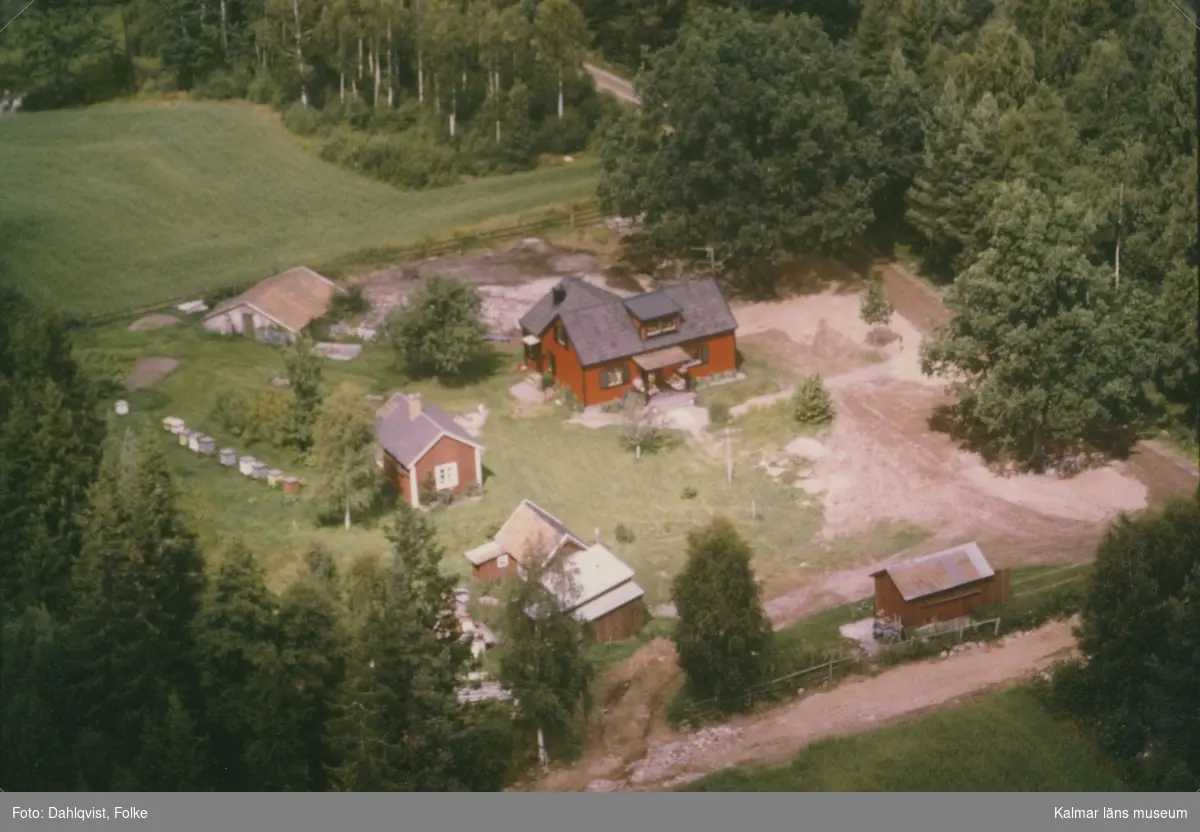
[[238, 456, 257, 476], [114, 400, 129, 416]]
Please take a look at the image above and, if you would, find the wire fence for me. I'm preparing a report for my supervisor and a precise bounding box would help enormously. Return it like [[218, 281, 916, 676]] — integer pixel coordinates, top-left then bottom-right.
[[75, 199, 607, 328]]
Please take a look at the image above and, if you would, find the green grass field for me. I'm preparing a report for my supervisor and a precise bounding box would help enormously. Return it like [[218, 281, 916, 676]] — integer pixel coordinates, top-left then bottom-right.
[[0, 100, 600, 317], [77, 320, 843, 600], [683, 688, 1125, 791]]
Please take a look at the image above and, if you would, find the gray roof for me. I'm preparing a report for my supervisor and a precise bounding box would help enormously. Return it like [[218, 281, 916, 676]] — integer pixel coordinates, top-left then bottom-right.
[[872, 542, 995, 602], [376, 393, 483, 468], [623, 291, 681, 321], [519, 277, 738, 367]]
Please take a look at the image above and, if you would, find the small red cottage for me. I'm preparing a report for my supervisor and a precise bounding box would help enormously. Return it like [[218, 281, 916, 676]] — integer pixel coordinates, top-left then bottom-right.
[[518, 277, 739, 407], [376, 392, 484, 508]]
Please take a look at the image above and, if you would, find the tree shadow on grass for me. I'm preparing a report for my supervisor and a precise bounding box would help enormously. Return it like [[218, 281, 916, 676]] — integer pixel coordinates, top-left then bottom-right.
[[437, 346, 507, 389]]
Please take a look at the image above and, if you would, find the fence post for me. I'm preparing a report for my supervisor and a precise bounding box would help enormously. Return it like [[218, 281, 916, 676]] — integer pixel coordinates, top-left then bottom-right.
[[994, 618, 1001, 637]]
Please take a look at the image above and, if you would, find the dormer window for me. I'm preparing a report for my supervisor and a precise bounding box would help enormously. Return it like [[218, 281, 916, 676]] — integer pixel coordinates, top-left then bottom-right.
[[643, 317, 679, 337]]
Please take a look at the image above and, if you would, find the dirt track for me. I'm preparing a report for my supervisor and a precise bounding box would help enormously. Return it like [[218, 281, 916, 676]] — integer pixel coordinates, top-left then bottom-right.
[[533, 618, 1078, 791]]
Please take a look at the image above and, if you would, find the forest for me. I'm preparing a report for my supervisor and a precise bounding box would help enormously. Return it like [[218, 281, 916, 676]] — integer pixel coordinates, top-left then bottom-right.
[[595, 0, 1198, 468]]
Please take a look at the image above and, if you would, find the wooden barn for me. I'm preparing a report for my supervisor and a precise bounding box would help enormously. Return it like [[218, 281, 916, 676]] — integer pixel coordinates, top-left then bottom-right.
[[870, 543, 1011, 630], [538, 543, 646, 644]]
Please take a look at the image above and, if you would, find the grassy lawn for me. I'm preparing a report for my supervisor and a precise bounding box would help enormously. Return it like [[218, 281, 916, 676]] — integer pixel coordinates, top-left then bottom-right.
[[78, 321, 828, 602], [0, 100, 600, 318], [683, 688, 1125, 791]]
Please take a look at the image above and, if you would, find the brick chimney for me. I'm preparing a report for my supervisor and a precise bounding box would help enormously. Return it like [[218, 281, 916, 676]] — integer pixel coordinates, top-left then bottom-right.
[[552, 283, 566, 305], [407, 393, 422, 420]]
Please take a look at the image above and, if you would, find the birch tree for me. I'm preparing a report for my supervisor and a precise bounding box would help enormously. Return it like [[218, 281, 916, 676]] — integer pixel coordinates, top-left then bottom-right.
[[533, 0, 588, 120], [309, 383, 379, 531]]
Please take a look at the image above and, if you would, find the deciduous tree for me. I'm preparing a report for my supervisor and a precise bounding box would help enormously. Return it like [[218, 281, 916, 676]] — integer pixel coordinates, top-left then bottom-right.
[[391, 276, 487, 379], [309, 382, 379, 530]]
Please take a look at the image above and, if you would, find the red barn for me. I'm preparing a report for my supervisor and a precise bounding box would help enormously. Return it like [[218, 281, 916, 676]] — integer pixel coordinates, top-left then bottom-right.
[[518, 277, 739, 407], [870, 543, 1011, 630], [376, 392, 484, 509]]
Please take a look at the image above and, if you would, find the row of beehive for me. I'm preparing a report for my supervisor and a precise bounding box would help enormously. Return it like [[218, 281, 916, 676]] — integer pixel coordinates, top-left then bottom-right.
[[161, 417, 302, 494]]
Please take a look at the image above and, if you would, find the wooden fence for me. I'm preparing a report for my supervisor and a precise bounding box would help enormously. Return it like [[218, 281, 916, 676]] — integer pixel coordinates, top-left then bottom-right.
[[75, 199, 607, 328]]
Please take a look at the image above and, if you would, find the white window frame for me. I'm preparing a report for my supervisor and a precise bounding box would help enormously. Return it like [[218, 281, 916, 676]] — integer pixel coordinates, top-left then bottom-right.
[[644, 317, 679, 337], [600, 364, 630, 389], [689, 343, 710, 365], [434, 462, 459, 491], [497, 554, 510, 569]]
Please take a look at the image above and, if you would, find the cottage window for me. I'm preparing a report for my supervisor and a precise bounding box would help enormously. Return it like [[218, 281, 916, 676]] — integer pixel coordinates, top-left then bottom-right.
[[644, 317, 679, 337], [497, 554, 510, 569], [600, 365, 631, 389], [688, 343, 710, 365], [434, 463, 459, 490], [555, 321, 568, 347]]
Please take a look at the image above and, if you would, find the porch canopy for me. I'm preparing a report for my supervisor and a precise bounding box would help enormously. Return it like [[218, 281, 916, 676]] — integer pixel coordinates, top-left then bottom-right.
[[632, 345, 691, 372]]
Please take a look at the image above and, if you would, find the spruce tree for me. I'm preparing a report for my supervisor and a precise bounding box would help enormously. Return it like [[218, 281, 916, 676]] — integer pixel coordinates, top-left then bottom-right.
[[283, 336, 323, 451], [192, 541, 279, 789], [133, 692, 211, 791], [671, 516, 772, 713], [65, 433, 204, 787]]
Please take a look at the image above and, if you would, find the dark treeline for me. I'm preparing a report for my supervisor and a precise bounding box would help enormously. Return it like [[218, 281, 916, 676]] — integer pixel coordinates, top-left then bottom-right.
[[0, 286, 527, 790], [597, 0, 1198, 469]]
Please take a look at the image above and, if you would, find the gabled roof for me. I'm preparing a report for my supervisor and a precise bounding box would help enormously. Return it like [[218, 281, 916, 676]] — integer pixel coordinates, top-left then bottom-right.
[[871, 542, 995, 602], [519, 277, 738, 367], [624, 291, 681, 321], [206, 266, 343, 333], [489, 500, 586, 566], [541, 543, 642, 621], [376, 393, 483, 469]]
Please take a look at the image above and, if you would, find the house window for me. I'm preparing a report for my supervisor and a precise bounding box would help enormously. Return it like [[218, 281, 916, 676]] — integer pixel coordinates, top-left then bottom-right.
[[689, 343, 710, 366], [434, 463, 459, 490], [497, 554, 510, 569], [644, 317, 680, 337], [600, 364, 630, 389], [555, 321, 568, 347]]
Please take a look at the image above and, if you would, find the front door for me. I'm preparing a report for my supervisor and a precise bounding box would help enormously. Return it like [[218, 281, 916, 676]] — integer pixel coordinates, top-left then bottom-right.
[[241, 312, 256, 340]]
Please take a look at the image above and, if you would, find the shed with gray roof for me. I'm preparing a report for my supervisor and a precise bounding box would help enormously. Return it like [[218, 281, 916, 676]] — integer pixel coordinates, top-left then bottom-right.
[[870, 543, 1011, 630]]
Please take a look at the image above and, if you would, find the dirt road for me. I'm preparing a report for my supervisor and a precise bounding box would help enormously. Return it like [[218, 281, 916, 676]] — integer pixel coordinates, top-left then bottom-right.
[[584, 63, 640, 105], [619, 619, 1079, 791]]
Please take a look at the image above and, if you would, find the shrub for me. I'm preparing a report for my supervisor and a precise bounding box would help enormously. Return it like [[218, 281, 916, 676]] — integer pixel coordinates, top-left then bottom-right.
[[283, 102, 324, 137], [541, 371, 555, 391], [614, 524, 635, 544], [681, 486, 698, 500], [210, 391, 250, 437], [707, 401, 731, 425], [246, 74, 286, 107], [328, 284, 369, 320], [192, 68, 251, 101], [792, 374, 834, 425], [534, 108, 591, 156]]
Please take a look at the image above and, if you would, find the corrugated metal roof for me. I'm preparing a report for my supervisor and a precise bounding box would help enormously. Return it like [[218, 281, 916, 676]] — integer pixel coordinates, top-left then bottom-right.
[[572, 579, 645, 624], [465, 540, 505, 566], [542, 544, 636, 612], [875, 542, 995, 601]]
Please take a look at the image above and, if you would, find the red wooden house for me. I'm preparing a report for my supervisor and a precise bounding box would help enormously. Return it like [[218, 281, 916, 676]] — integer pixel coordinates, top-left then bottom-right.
[[376, 392, 484, 509], [518, 277, 739, 407]]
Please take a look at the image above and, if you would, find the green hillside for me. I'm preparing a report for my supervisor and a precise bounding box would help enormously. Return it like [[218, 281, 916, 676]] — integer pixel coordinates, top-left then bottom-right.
[[0, 100, 600, 317]]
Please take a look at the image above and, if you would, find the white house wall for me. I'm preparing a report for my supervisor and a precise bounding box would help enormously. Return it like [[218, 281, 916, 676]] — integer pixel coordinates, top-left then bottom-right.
[[203, 304, 296, 343]]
